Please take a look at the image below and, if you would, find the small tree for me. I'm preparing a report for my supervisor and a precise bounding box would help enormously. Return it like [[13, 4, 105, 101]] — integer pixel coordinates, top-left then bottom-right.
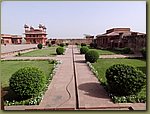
[[37, 44, 43, 49], [141, 47, 146, 59], [81, 43, 86, 47]]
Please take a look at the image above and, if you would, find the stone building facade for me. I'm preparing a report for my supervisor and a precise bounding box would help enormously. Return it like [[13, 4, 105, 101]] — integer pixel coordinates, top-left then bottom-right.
[[24, 24, 47, 45], [95, 28, 146, 52], [1, 34, 22, 44]]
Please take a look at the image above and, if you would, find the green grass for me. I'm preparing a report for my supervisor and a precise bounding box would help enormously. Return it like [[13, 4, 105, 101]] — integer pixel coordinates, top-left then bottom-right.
[[19, 46, 58, 57], [78, 45, 122, 55], [92, 58, 146, 101], [90, 49, 121, 55], [92, 58, 146, 83], [1, 60, 54, 88]]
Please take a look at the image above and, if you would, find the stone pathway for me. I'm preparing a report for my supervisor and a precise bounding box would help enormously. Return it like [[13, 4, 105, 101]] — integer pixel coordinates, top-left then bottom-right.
[[3, 45, 146, 110]]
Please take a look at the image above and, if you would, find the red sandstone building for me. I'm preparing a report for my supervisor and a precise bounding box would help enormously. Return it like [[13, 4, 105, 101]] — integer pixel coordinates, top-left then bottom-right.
[[24, 24, 47, 45], [1, 34, 22, 44], [95, 28, 146, 52]]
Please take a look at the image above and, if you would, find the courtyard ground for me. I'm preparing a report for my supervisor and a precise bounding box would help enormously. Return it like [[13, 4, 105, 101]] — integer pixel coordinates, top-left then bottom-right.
[[1, 45, 146, 110]]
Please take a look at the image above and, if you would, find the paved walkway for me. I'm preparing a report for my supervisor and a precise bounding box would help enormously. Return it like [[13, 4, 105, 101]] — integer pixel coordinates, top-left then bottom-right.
[[1, 44, 37, 53], [3, 45, 146, 110]]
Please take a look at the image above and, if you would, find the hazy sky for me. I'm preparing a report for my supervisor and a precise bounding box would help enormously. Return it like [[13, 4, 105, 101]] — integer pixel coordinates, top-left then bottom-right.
[[1, 1, 146, 39]]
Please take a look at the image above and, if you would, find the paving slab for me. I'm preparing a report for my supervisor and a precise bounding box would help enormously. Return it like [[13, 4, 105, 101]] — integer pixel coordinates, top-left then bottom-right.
[[73, 46, 121, 109], [38, 45, 76, 109], [1, 44, 37, 53]]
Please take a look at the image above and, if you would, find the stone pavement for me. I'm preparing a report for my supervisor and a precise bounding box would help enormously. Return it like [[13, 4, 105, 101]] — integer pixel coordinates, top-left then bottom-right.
[[1, 44, 37, 53], [3, 45, 146, 110]]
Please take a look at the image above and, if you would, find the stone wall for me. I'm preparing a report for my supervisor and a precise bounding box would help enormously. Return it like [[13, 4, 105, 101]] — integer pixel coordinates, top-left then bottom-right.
[[48, 38, 93, 45]]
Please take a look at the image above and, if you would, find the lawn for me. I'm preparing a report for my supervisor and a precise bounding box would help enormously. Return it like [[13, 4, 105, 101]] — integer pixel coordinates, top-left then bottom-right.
[[91, 58, 146, 102], [92, 58, 146, 83], [1, 60, 54, 88], [19, 46, 58, 57], [90, 49, 122, 55], [78, 45, 122, 55]]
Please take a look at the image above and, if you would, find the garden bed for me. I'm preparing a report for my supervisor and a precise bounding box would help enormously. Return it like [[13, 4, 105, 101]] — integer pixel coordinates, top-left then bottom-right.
[[17, 46, 58, 57], [88, 58, 146, 103], [1, 60, 60, 105]]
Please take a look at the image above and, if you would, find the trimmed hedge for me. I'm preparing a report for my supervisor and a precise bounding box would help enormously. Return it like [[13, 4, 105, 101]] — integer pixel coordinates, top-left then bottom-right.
[[141, 48, 146, 59], [90, 43, 97, 48], [80, 46, 89, 54], [56, 47, 64, 55], [9, 67, 46, 99], [85, 50, 99, 63], [37, 44, 43, 49], [60, 43, 65, 47], [106, 64, 146, 96], [81, 43, 86, 47], [122, 47, 131, 54]]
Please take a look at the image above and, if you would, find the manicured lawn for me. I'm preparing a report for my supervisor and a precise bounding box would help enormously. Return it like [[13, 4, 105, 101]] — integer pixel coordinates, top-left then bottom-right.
[[92, 58, 146, 101], [1, 60, 54, 88], [90, 49, 121, 55], [78, 45, 122, 55], [19, 46, 58, 57], [92, 58, 146, 83]]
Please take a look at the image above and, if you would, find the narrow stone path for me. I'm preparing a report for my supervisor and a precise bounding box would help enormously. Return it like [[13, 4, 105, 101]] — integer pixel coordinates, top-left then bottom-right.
[[73, 46, 121, 109], [39, 46, 76, 109]]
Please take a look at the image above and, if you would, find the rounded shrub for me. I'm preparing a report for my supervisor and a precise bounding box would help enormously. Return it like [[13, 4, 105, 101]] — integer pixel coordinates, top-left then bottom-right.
[[37, 43, 43, 49], [90, 43, 94, 48], [106, 64, 146, 96], [122, 47, 131, 54], [9, 67, 46, 99], [60, 43, 65, 47], [80, 46, 89, 54], [85, 50, 99, 63], [56, 47, 64, 55], [48, 44, 51, 47], [81, 43, 86, 47], [75, 43, 79, 45], [141, 48, 146, 59]]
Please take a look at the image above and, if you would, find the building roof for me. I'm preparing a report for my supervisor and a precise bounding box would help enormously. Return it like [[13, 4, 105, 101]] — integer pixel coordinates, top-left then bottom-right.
[[96, 28, 146, 38], [1, 34, 22, 39]]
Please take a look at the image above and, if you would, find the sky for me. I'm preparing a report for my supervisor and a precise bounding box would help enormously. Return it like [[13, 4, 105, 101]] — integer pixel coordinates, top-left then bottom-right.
[[1, 1, 146, 39]]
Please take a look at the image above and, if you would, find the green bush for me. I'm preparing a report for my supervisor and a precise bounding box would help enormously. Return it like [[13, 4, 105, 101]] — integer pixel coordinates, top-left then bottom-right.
[[60, 43, 65, 47], [85, 50, 99, 63], [141, 48, 146, 59], [66, 43, 69, 46], [48, 44, 51, 47], [106, 64, 146, 96], [80, 46, 89, 54], [81, 43, 86, 47], [90, 43, 97, 48], [9, 67, 46, 99], [56, 47, 64, 55], [122, 47, 131, 54], [37, 44, 43, 49], [75, 43, 79, 45]]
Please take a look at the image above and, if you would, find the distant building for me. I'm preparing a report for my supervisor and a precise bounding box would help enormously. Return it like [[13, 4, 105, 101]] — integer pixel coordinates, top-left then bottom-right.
[[1, 34, 22, 44], [47, 36, 94, 45], [95, 28, 146, 52], [24, 24, 47, 45]]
